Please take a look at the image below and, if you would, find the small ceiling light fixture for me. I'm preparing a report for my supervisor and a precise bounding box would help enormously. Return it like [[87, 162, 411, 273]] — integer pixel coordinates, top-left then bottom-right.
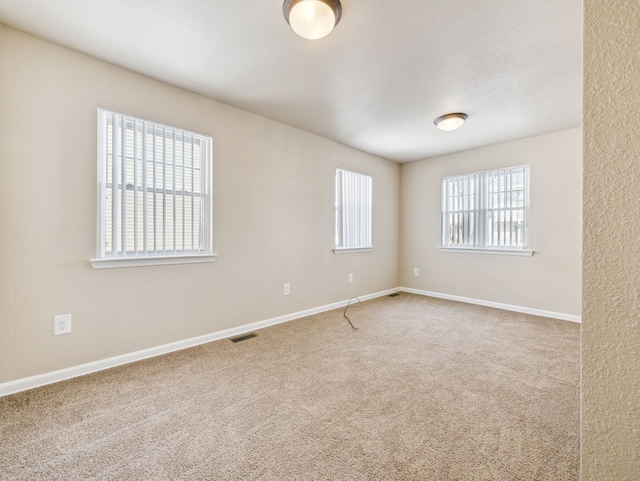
[[283, 0, 342, 40], [434, 113, 468, 131]]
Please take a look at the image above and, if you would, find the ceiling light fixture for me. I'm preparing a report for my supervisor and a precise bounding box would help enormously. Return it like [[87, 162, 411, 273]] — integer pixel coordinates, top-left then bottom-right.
[[434, 113, 468, 131], [283, 0, 342, 40]]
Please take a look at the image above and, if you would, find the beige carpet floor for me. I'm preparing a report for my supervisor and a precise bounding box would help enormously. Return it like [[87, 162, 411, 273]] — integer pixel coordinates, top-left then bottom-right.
[[0, 293, 580, 480]]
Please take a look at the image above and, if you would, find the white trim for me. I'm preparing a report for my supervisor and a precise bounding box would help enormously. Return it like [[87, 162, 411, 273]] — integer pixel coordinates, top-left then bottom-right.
[[438, 247, 533, 256], [90, 253, 217, 269], [335, 168, 373, 250], [1, 287, 579, 397], [0, 287, 399, 398], [441, 164, 531, 180], [441, 165, 530, 251], [400, 287, 581, 323], [333, 247, 374, 254], [95, 108, 213, 263]]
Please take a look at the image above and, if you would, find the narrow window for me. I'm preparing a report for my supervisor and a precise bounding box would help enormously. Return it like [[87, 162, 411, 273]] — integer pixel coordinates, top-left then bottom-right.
[[91, 109, 214, 268], [441, 166, 529, 252], [334, 169, 373, 253]]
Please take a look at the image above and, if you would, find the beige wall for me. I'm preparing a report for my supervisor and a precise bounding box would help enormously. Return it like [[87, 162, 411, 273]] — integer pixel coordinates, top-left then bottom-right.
[[0, 25, 400, 384], [5, 2, 640, 477], [583, 1, 640, 478], [399, 128, 582, 317]]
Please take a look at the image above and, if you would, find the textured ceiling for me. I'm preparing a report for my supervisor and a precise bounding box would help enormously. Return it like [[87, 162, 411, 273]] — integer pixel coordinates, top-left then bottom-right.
[[0, 0, 582, 162]]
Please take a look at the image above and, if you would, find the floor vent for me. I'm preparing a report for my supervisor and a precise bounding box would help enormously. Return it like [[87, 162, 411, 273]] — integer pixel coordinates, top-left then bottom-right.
[[230, 333, 258, 343], [389, 293, 400, 297]]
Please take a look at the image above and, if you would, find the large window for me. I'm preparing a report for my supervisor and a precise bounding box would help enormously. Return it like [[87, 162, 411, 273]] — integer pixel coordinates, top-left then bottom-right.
[[334, 169, 373, 253], [91, 109, 214, 268], [441, 166, 530, 253]]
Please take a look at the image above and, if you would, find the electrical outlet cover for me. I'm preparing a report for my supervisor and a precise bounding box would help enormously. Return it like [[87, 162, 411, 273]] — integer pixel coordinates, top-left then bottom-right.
[[54, 314, 72, 335]]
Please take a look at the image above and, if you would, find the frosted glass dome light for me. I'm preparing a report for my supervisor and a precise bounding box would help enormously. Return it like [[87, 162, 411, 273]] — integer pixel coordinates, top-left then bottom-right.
[[284, 0, 342, 40], [434, 113, 468, 131]]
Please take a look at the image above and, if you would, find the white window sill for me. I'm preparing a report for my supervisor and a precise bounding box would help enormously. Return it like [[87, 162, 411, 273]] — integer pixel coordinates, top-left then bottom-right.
[[333, 247, 375, 255], [90, 253, 218, 269], [438, 247, 533, 257]]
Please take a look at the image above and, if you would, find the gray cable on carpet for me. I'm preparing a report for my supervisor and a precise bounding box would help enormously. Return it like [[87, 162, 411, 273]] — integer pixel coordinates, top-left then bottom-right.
[[343, 296, 361, 330]]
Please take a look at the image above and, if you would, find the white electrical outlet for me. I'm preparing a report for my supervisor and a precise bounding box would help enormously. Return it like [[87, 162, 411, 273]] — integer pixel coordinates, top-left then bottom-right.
[[54, 314, 72, 335], [414, 268, 420, 276], [283, 283, 290, 296], [348, 273, 353, 283]]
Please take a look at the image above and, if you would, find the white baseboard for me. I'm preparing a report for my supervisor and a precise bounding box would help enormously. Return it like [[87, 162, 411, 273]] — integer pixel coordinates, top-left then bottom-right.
[[0, 288, 399, 398], [399, 287, 582, 323], [0, 287, 577, 397]]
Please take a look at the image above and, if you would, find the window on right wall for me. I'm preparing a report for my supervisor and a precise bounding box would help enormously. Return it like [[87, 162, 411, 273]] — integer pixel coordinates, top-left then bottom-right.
[[441, 165, 532, 255]]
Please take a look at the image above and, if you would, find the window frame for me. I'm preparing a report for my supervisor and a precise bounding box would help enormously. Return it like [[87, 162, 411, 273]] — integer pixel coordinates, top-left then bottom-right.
[[440, 165, 532, 256], [90, 108, 216, 269], [333, 168, 374, 254]]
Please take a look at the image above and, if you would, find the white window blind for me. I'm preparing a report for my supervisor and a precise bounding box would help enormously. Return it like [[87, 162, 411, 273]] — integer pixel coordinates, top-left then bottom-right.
[[335, 169, 373, 252], [94, 109, 212, 264], [442, 166, 529, 251]]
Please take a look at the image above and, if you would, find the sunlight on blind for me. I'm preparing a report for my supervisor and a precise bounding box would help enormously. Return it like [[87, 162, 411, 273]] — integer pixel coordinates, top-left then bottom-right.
[[442, 166, 529, 250], [335, 169, 372, 249], [99, 109, 211, 258]]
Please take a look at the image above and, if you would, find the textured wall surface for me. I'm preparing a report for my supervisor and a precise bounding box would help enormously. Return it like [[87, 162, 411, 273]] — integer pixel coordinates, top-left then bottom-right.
[[582, 1, 640, 478]]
